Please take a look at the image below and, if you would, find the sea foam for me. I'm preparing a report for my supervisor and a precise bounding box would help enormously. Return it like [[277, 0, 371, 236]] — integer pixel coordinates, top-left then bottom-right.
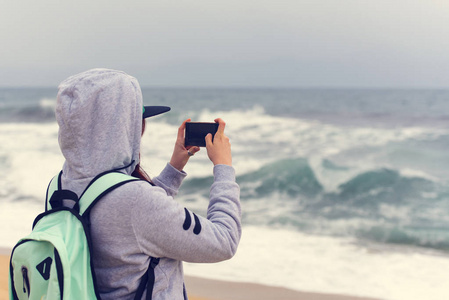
[[184, 226, 449, 300]]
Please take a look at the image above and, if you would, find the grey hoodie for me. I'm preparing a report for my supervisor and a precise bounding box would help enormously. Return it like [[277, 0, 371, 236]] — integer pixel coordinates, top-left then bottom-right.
[[55, 69, 241, 300]]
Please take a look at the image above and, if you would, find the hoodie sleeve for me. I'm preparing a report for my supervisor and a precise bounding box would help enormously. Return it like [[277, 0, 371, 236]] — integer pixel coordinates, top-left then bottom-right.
[[151, 163, 187, 197], [131, 164, 241, 263]]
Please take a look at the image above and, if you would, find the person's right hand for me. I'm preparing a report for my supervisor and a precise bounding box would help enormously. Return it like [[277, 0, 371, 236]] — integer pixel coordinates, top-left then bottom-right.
[[205, 118, 232, 166]]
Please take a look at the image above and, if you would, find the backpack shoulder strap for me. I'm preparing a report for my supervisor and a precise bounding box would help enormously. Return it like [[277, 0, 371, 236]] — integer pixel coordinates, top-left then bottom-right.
[[45, 171, 62, 211], [45, 171, 139, 214], [134, 257, 160, 300], [79, 172, 139, 217]]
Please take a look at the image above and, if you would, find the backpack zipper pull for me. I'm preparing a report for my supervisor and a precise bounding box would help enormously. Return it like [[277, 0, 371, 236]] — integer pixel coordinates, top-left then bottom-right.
[[22, 267, 30, 297]]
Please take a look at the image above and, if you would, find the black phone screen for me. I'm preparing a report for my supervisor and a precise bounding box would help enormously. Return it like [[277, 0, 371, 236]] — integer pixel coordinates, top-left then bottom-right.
[[185, 122, 219, 147]]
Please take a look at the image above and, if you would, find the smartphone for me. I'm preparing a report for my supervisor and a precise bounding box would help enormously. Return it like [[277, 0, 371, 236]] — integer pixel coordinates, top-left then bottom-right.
[[185, 122, 219, 147]]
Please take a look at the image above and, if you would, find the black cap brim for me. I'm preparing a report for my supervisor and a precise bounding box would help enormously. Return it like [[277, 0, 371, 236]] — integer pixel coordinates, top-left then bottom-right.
[[143, 106, 171, 118]]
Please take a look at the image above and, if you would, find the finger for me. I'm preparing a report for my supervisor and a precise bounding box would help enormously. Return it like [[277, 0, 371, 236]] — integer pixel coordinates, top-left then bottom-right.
[[177, 118, 191, 142], [205, 133, 213, 147], [214, 118, 226, 134], [190, 146, 200, 154], [187, 146, 200, 156], [186, 145, 200, 151]]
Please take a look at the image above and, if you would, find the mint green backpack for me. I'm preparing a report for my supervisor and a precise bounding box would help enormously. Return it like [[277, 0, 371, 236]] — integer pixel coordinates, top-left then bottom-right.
[[9, 171, 157, 300]]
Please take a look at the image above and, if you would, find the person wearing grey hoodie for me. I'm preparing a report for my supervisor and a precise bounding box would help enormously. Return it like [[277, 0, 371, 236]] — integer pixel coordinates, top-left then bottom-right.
[[55, 68, 241, 300]]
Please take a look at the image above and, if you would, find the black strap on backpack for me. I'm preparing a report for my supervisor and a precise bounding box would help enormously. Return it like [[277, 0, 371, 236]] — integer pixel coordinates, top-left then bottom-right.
[[134, 257, 160, 300]]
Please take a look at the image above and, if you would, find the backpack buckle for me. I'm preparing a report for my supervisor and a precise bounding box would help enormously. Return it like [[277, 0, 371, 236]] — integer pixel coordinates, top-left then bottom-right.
[[49, 190, 79, 210]]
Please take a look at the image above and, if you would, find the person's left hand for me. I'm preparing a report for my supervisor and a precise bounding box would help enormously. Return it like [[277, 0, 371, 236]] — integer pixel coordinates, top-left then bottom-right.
[[170, 118, 200, 171]]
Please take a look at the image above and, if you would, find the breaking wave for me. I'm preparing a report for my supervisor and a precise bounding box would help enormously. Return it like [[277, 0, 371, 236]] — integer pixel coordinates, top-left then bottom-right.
[[180, 157, 449, 251]]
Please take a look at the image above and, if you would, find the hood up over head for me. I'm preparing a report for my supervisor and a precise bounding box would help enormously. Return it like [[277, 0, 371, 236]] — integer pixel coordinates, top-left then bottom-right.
[[56, 68, 144, 194]]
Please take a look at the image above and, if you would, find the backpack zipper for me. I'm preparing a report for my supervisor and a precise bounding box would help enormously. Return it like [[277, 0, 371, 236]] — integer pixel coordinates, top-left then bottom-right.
[[21, 267, 30, 297]]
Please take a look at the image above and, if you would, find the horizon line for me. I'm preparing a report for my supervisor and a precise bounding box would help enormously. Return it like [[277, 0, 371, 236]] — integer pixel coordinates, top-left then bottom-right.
[[1, 85, 449, 90]]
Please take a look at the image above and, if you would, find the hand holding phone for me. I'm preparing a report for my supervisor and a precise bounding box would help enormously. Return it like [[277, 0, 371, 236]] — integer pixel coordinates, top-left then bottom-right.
[[205, 118, 232, 166], [170, 119, 201, 171]]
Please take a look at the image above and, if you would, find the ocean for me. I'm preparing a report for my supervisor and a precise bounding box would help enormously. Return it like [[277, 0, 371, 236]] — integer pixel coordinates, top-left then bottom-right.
[[1, 88, 449, 299]]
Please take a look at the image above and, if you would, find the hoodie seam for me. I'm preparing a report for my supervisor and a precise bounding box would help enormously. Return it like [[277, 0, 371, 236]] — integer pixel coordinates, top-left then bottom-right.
[[126, 78, 141, 174], [129, 183, 170, 295], [65, 97, 88, 176], [130, 184, 146, 254]]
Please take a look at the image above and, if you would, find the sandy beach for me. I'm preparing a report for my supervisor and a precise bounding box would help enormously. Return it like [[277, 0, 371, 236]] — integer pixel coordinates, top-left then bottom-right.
[[1, 248, 380, 300]]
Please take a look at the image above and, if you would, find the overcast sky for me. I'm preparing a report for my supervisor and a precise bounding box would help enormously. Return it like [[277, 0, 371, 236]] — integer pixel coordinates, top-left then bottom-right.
[[1, 0, 449, 88]]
